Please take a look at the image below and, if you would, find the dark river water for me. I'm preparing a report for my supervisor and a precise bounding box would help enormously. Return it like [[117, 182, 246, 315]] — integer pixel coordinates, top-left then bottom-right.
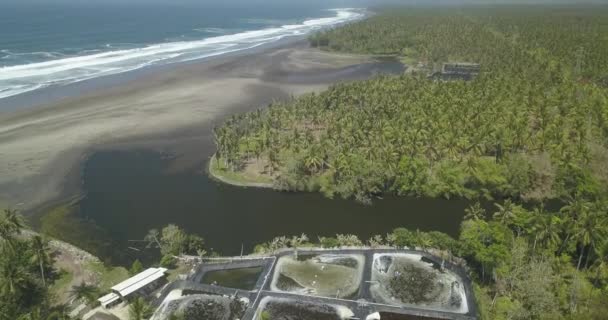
[[77, 150, 472, 265], [61, 57, 468, 266]]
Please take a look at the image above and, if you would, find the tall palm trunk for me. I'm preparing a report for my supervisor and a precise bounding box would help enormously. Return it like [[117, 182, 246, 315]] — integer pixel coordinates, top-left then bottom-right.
[[558, 233, 570, 255], [577, 245, 586, 271], [584, 245, 592, 269], [39, 259, 46, 287]]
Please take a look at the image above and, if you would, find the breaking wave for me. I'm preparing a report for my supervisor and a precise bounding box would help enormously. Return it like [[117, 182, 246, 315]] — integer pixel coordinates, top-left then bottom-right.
[[0, 8, 363, 100]]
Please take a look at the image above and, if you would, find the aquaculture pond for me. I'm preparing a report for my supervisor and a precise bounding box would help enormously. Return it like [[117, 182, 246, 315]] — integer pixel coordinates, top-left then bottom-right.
[[371, 253, 468, 314], [258, 298, 349, 320], [72, 150, 475, 265], [271, 254, 363, 298], [201, 267, 263, 290], [153, 293, 247, 320]]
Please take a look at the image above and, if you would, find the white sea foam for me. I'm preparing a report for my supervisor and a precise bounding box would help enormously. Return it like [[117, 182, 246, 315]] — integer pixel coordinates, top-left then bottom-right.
[[0, 8, 364, 100]]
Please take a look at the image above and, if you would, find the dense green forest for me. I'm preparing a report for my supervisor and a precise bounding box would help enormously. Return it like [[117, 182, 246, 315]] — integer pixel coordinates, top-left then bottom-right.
[[215, 7, 608, 203], [213, 6, 608, 320]]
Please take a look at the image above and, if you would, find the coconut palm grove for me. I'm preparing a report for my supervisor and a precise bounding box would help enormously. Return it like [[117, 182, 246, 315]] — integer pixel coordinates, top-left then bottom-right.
[[211, 6, 608, 319]]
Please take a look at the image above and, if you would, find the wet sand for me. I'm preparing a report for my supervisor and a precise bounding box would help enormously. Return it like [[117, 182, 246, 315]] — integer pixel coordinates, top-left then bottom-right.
[[0, 40, 401, 211]]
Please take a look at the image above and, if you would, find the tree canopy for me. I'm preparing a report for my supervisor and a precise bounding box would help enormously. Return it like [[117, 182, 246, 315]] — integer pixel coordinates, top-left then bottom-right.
[[0, 209, 75, 320], [214, 6, 608, 204]]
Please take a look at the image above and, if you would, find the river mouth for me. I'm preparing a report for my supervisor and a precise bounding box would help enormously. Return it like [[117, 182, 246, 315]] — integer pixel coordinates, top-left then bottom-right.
[[64, 149, 473, 265]]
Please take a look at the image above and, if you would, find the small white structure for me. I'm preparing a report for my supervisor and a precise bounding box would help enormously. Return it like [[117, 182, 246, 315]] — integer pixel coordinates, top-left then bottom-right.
[[366, 312, 381, 320], [98, 267, 168, 309], [98, 292, 121, 309]]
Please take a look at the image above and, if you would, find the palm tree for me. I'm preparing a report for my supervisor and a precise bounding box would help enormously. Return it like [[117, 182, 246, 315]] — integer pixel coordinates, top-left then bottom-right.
[[572, 211, 600, 270], [591, 240, 608, 286], [144, 229, 162, 250], [2, 209, 24, 232], [16, 308, 42, 320], [464, 202, 486, 221], [290, 233, 309, 259], [560, 198, 590, 220], [493, 200, 516, 225], [0, 209, 24, 246], [0, 257, 30, 298], [128, 297, 152, 320], [536, 215, 562, 250], [415, 230, 433, 252], [69, 282, 99, 305], [29, 235, 50, 287]]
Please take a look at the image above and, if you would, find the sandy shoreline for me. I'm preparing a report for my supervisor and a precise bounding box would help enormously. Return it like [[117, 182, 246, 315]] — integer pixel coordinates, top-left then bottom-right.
[[0, 40, 395, 212]]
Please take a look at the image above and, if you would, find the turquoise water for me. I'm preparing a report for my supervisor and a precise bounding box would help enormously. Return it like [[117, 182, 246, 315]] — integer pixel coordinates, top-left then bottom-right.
[[0, 2, 363, 99]]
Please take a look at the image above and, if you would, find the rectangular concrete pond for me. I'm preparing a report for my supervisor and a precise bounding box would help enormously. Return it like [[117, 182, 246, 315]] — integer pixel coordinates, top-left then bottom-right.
[[201, 266, 264, 291], [270, 253, 364, 299], [370, 253, 469, 314], [257, 297, 353, 320]]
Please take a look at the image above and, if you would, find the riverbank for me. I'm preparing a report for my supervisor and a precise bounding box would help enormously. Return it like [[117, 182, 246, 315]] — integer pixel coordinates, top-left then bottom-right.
[[0, 39, 390, 212], [207, 154, 274, 189]]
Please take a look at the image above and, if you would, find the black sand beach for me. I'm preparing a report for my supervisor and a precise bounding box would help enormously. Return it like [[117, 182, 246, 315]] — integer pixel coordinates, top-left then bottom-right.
[[0, 39, 403, 212]]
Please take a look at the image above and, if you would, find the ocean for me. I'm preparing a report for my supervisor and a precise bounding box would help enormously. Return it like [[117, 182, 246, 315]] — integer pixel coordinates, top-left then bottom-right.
[[0, 2, 363, 101]]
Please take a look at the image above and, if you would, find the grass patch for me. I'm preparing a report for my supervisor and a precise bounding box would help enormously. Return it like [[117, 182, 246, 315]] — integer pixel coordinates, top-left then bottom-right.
[[166, 263, 191, 282], [85, 261, 129, 291], [49, 268, 74, 298], [400, 55, 418, 66], [208, 155, 273, 186]]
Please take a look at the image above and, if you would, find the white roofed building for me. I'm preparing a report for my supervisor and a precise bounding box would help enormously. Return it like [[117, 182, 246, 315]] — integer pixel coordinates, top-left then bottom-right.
[[98, 267, 168, 309]]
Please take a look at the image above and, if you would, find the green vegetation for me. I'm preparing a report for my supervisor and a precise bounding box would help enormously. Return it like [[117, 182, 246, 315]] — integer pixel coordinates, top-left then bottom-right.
[[129, 259, 144, 276], [49, 269, 73, 298], [456, 204, 608, 320], [69, 282, 100, 306], [1, 217, 203, 319], [209, 154, 273, 187], [215, 7, 608, 204], [215, 6, 608, 320], [145, 224, 207, 265], [128, 297, 153, 320], [0, 209, 75, 320], [85, 261, 129, 292]]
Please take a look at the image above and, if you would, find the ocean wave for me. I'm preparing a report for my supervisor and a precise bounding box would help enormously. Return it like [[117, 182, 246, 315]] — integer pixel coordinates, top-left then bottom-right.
[[0, 8, 364, 100], [0, 50, 67, 60], [194, 27, 228, 34]]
